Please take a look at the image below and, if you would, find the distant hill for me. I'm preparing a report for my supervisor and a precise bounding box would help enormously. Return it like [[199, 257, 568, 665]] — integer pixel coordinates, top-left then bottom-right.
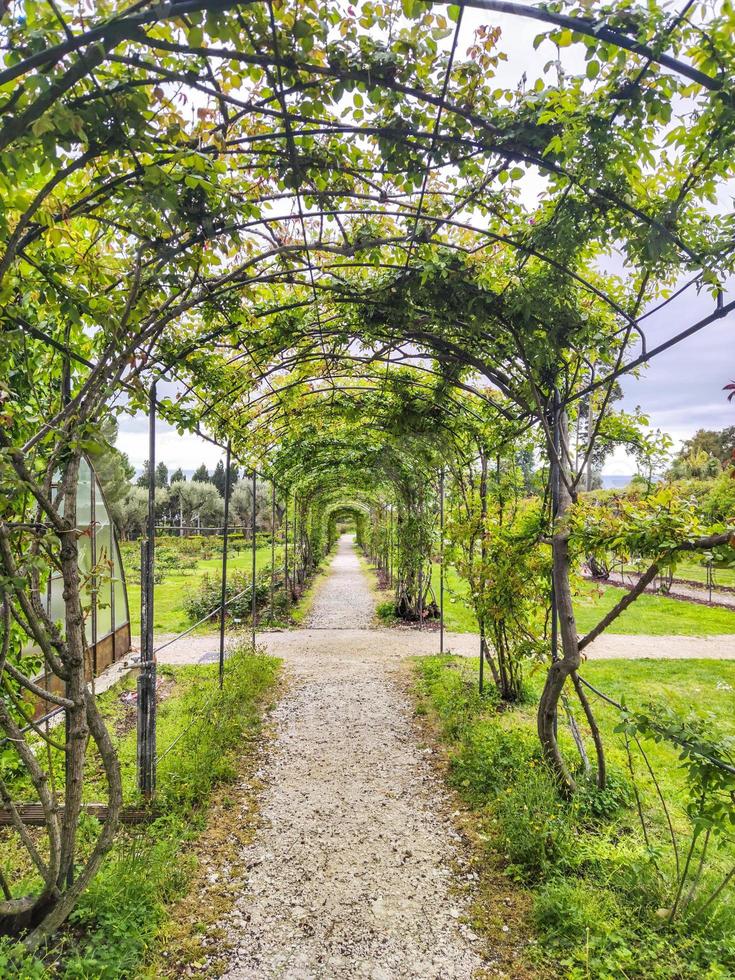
[[601, 474, 633, 489]]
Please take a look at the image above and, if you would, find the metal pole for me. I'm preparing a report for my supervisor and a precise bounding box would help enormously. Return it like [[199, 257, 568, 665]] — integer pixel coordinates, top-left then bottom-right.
[[550, 388, 560, 665], [270, 481, 276, 621], [61, 360, 74, 887], [137, 383, 157, 797], [418, 560, 423, 630], [550, 387, 561, 738], [439, 468, 445, 655], [294, 497, 300, 587], [251, 469, 257, 647], [479, 633, 484, 693], [388, 505, 393, 587], [284, 492, 290, 613], [218, 441, 232, 688]]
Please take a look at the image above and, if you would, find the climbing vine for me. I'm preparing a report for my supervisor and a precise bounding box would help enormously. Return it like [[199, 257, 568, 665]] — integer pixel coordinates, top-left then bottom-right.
[[2, 0, 735, 949]]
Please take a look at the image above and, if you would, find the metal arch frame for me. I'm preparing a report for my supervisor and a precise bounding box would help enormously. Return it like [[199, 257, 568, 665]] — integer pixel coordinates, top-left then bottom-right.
[[5, 0, 735, 812], [3, 0, 724, 337]]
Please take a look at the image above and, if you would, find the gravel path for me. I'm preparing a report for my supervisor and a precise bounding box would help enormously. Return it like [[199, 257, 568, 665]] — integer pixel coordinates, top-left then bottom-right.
[[149, 628, 735, 668], [303, 535, 376, 628], [131, 539, 735, 977], [221, 536, 485, 979]]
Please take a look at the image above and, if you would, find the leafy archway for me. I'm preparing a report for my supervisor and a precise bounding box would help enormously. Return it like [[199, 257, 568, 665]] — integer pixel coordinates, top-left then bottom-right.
[[2, 0, 735, 947]]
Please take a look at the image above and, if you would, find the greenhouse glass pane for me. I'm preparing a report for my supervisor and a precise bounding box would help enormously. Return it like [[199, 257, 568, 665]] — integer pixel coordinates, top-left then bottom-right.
[[48, 576, 65, 631], [95, 481, 112, 638], [113, 545, 129, 628]]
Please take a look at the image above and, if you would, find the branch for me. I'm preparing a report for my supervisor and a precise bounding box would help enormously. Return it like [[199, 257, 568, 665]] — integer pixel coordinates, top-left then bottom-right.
[[579, 530, 734, 650]]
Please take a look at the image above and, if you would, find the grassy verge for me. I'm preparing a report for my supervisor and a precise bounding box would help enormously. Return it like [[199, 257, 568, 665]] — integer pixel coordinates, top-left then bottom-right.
[[424, 564, 735, 636], [1, 645, 280, 978], [412, 655, 735, 978]]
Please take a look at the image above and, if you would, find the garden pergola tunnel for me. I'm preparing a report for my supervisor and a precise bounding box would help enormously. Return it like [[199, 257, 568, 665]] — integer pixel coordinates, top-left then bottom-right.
[[2, 0, 735, 946]]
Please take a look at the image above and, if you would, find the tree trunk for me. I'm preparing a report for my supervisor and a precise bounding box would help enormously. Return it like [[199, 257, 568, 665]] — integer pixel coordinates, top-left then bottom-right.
[[537, 409, 606, 793]]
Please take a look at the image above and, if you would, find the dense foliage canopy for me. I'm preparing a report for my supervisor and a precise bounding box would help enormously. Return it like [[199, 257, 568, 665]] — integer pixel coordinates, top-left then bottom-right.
[[2, 0, 735, 949]]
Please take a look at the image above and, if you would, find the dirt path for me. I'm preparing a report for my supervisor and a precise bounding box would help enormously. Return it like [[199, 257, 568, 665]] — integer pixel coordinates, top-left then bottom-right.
[[150, 627, 735, 668], [222, 536, 484, 979], [602, 569, 735, 609]]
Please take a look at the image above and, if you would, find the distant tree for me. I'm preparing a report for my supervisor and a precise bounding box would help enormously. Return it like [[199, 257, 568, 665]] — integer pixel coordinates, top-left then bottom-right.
[[136, 458, 152, 488], [87, 418, 136, 529], [168, 480, 224, 532], [516, 447, 536, 494], [669, 449, 721, 480], [116, 487, 149, 540], [155, 461, 169, 488], [228, 461, 239, 488], [212, 459, 227, 497], [672, 427, 735, 471], [170, 467, 186, 483], [192, 463, 210, 483], [230, 478, 275, 530]]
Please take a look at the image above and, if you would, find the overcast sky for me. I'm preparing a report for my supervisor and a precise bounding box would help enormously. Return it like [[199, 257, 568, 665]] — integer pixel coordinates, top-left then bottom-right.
[[116, 6, 735, 475]]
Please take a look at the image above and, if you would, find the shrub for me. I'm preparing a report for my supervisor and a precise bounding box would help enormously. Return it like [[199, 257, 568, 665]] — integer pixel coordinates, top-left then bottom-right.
[[55, 647, 279, 977], [183, 569, 271, 625], [415, 656, 498, 741], [0, 940, 45, 979]]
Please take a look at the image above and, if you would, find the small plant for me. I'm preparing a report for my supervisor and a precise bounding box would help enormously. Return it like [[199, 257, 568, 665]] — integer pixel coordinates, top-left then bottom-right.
[[617, 703, 735, 925]]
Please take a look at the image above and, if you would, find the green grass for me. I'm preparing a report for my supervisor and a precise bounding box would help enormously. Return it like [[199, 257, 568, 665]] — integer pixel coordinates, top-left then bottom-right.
[[429, 563, 735, 636], [614, 560, 735, 588], [2, 646, 280, 978], [124, 543, 283, 634], [574, 581, 735, 635], [414, 655, 735, 979], [644, 558, 735, 589]]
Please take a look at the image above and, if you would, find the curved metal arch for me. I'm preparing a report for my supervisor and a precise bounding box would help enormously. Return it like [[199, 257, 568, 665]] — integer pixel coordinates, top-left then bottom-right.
[[0, 0, 718, 93]]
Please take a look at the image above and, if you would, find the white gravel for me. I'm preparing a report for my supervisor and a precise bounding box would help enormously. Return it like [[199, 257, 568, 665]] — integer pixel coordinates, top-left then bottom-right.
[[221, 537, 485, 979]]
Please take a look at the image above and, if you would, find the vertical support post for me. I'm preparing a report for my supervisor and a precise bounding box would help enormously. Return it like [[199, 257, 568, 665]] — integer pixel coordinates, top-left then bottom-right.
[[218, 441, 232, 689], [550, 387, 560, 665], [61, 359, 74, 886], [388, 505, 393, 588], [270, 482, 276, 621], [708, 559, 713, 604], [284, 493, 290, 613], [549, 386, 561, 737], [479, 632, 485, 693], [251, 468, 257, 647], [137, 383, 157, 797], [90, 479, 97, 675], [439, 468, 445, 655], [418, 560, 423, 630], [294, 497, 300, 587]]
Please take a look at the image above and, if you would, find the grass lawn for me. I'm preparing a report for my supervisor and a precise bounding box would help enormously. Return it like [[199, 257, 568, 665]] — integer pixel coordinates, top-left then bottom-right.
[[124, 543, 284, 634], [653, 557, 735, 589], [414, 654, 735, 978], [429, 563, 735, 636], [452, 653, 735, 835]]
